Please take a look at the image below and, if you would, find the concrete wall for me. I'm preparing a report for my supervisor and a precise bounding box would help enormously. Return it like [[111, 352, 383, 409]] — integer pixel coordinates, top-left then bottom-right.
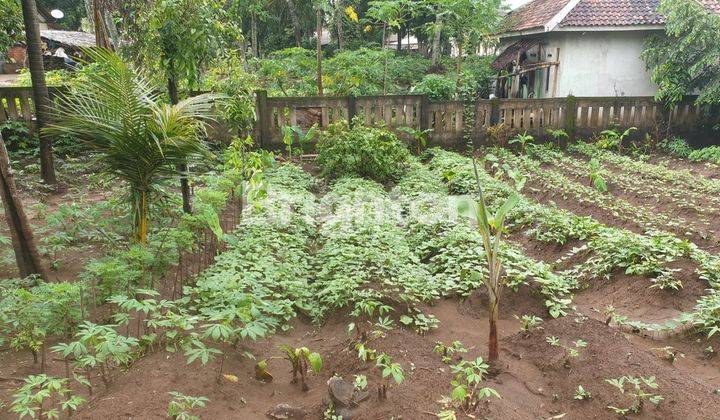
[[498, 30, 662, 98], [550, 30, 660, 97]]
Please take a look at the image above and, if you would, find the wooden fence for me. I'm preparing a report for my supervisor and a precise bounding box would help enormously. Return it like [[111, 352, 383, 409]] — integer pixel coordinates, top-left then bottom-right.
[[0, 86, 707, 147], [0, 87, 65, 135], [255, 90, 705, 148]]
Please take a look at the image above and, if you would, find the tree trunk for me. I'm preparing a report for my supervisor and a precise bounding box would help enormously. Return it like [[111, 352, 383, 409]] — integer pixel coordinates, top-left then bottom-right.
[[168, 78, 192, 214], [397, 28, 402, 53], [251, 11, 259, 58], [20, 0, 56, 184], [132, 189, 149, 245], [92, 0, 111, 49], [316, 9, 323, 96], [335, 0, 345, 50], [382, 23, 388, 95], [286, 0, 303, 47], [455, 40, 463, 99], [0, 132, 46, 280], [431, 15, 443, 67], [488, 290, 499, 362]]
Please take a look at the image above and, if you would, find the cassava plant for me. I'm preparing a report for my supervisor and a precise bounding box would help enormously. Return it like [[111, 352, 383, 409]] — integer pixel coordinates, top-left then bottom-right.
[[167, 392, 209, 420], [457, 158, 519, 363], [10, 375, 85, 419], [605, 375, 663, 415], [449, 357, 500, 412]]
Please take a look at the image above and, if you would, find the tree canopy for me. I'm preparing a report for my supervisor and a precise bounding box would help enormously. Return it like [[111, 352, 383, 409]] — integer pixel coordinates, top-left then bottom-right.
[[643, 0, 720, 105]]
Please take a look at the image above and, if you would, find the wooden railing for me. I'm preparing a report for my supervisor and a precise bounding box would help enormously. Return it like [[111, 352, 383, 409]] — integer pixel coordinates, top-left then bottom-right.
[[1, 86, 705, 147], [256, 90, 705, 148], [0, 87, 65, 135]]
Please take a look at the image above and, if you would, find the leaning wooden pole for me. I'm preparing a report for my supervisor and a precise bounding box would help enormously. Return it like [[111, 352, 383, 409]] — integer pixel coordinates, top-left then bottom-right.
[[0, 132, 47, 280]]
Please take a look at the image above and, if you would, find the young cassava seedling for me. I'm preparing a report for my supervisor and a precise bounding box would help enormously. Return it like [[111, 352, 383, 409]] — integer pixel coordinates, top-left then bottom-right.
[[167, 391, 209, 420], [605, 376, 663, 415]]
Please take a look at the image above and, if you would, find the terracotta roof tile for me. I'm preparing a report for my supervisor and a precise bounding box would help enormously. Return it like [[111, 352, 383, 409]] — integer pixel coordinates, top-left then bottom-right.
[[501, 0, 720, 32], [560, 0, 664, 26], [505, 0, 572, 32]]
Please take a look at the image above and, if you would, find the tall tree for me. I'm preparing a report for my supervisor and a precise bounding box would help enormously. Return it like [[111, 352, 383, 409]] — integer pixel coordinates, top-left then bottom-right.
[[367, 0, 413, 94], [334, 0, 345, 50], [286, 0, 303, 47], [442, 0, 503, 97], [145, 0, 221, 213], [0, 132, 46, 280], [315, 2, 324, 95], [19, 0, 57, 184], [643, 0, 720, 105]]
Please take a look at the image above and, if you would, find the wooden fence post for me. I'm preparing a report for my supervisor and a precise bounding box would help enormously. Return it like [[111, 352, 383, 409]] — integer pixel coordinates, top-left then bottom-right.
[[347, 94, 357, 127], [489, 98, 500, 126], [419, 94, 429, 131], [255, 90, 269, 147], [565, 94, 577, 142]]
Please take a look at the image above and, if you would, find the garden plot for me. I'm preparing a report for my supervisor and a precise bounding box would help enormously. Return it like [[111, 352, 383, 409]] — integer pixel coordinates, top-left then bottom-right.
[[3, 137, 720, 419]]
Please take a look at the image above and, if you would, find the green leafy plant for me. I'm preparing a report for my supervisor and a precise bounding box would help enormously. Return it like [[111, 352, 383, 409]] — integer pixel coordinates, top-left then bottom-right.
[[546, 128, 569, 148], [588, 158, 608, 193], [456, 158, 519, 363], [10, 375, 85, 419], [449, 357, 500, 411], [509, 131, 534, 154], [546, 336, 587, 367], [51, 322, 139, 389], [433, 340, 468, 364], [279, 345, 323, 391], [47, 49, 215, 244], [659, 137, 693, 158], [0, 282, 83, 372], [167, 392, 209, 420], [375, 352, 404, 400], [282, 124, 318, 158], [316, 120, 411, 183], [397, 126, 433, 154], [514, 315, 543, 332], [573, 385, 592, 400], [605, 376, 663, 415], [596, 127, 637, 153]]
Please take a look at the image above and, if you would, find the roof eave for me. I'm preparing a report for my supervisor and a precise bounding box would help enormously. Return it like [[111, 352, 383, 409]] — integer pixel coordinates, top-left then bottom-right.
[[497, 27, 549, 39], [554, 24, 666, 32]]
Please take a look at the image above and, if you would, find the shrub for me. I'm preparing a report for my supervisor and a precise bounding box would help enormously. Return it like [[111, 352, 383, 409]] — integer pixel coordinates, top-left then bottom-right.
[[411, 74, 456, 101], [689, 145, 720, 164], [316, 121, 411, 183], [659, 137, 693, 158]]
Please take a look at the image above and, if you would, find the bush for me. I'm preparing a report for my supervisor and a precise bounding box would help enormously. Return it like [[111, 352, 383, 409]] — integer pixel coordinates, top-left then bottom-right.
[[412, 74, 456, 101], [659, 137, 693, 158], [316, 121, 411, 183], [689, 145, 720, 164]]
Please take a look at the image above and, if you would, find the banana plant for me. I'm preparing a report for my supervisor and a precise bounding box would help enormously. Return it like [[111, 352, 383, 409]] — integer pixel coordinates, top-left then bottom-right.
[[456, 158, 518, 363]]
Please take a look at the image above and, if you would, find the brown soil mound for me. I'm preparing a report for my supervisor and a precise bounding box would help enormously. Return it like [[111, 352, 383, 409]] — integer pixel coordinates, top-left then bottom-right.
[[503, 316, 720, 419]]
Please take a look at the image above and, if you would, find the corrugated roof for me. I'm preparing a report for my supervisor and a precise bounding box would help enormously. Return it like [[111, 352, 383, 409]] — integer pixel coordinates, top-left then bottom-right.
[[40, 30, 96, 48]]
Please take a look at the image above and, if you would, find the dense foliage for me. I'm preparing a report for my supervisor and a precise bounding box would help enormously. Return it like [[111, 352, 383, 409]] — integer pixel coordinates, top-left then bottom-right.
[[316, 121, 411, 183], [643, 0, 720, 105]]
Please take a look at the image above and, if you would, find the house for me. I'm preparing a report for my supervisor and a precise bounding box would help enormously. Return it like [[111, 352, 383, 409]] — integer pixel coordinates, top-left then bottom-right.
[[492, 0, 720, 99]]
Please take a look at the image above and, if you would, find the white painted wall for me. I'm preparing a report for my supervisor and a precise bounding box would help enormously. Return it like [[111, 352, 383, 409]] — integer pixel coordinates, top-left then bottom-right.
[[497, 30, 662, 98], [547, 30, 660, 97]]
